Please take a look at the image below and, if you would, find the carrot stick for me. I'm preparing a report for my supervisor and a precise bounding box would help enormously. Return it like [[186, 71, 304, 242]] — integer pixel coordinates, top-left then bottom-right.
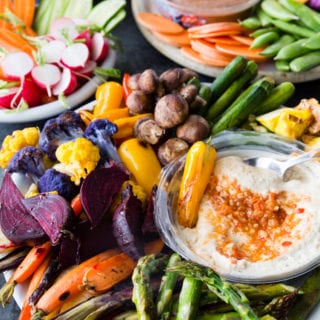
[[0, 0, 13, 29], [13, 0, 36, 27], [189, 30, 242, 39], [70, 194, 83, 216], [0, 241, 51, 307], [230, 35, 254, 46], [188, 21, 245, 34], [215, 43, 268, 62], [19, 254, 52, 320], [35, 247, 121, 315], [204, 36, 243, 46]]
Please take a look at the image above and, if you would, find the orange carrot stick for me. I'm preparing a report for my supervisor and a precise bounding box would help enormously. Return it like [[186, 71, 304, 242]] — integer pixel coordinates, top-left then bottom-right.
[[230, 35, 254, 46], [70, 194, 83, 216], [0, 0, 13, 29], [13, 0, 36, 27], [19, 254, 52, 320], [35, 247, 121, 315], [0, 241, 52, 307], [188, 21, 245, 34], [204, 36, 243, 46]]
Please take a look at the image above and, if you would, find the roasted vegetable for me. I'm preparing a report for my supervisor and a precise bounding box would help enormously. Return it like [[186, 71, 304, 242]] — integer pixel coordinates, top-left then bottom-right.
[[39, 111, 85, 160], [80, 163, 129, 227], [177, 141, 216, 228]]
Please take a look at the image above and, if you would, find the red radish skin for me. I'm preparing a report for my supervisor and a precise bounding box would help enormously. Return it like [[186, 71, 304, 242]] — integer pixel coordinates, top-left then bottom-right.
[[52, 67, 78, 96], [21, 77, 45, 107], [61, 42, 90, 70], [31, 64, 61, 97], [49, 17, 79, 42], [0, 52, 34, 81], [0, 87, 20, 109], [74, 29, 92, 52], [40, 40, 66, 64], [76, 60, 97, 78], [91, 32, 109, 63]]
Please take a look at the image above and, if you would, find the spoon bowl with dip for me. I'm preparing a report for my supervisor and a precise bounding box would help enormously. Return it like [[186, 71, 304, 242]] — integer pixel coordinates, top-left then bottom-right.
[[243, 148, 320, 179]]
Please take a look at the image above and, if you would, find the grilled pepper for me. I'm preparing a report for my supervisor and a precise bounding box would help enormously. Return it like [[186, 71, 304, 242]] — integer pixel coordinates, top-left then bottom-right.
[[118, 138, 162, 195], [177, 141, 216, 228]]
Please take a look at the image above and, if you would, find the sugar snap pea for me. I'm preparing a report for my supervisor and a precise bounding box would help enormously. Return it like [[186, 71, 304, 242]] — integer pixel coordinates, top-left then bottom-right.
[[240, 16, 261, 29], [250, 27, 279, 38], [250, 31, 280, 49], [289, 50, 320, 72], [260, 34, 295, 57], [270, 18, 317, 38], [261, 0, 298, 21], [275, 59, 291, 72], [274, 38, 312, 60], [256, 5, 272, 27], [303, 33, 320, 50]]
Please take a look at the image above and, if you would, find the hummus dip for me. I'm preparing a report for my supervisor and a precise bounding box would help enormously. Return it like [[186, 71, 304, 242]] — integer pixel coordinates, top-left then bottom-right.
[[176, 155, 320, 281]]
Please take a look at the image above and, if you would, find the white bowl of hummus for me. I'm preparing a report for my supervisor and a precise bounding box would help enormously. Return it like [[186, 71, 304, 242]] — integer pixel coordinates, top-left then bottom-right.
[[155, 0, 260, 26], [155, 130, 320, 283]]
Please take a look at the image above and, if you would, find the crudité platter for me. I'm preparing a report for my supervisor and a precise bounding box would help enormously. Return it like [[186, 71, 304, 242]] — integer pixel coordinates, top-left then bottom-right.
[[1, 0, 320, 319], [132, 0, 320, 83]]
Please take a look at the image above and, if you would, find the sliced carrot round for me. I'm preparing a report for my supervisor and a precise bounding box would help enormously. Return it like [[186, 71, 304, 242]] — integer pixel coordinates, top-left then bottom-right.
[[152, 30, 190, 47], [137, 12, 184, 34]]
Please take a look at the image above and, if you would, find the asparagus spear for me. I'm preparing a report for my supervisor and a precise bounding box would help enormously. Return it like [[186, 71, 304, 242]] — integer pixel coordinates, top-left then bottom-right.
[[176, 277, 202, 320], [167, 261, 260, 320], [156, 253, 181, 319], [132, 254, 170, 320]]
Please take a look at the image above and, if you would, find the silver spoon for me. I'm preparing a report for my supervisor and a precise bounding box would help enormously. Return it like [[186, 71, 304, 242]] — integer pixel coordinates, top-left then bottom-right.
[[243, 148, 320, 178]]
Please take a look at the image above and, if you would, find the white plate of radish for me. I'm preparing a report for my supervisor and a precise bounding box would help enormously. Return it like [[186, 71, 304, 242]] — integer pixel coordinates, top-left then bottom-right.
[[0, 17, 117, 124]]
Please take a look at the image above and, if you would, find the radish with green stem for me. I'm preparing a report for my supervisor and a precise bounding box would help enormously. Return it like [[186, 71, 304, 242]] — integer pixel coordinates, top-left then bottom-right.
[[61, 42, 90, 70], [49, 17, 80, 42], [91, 32, 109, 62], [39, 40, 66, 64], [31, 64, 61, 97]]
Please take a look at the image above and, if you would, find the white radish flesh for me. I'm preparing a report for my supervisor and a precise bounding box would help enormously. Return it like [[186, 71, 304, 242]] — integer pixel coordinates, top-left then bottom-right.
[[40, 40, 66, 64], [31, 64, 61, 97], [52, 67, 78, 96], [90, 32, 109, 63], [61, 42, 89, 70], [49, 17, 79, 42], [0, 52, 34, 80], [76, 60, 97, 77]]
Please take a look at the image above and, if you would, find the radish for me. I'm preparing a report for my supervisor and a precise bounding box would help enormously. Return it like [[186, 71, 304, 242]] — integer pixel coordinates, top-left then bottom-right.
[[74, 29, 92, 51], [39, 40, 66, 64], [31, 64, 61, 97], [49, 17, 79, 42], [52, 67, 78, 96], [90, 32, 109, 63], [60, 42, 89, 70], [76, 60, 97, 78], [0, 52, 34, 81], [0, 87, 20, 109], [21, 77, 45, 107]]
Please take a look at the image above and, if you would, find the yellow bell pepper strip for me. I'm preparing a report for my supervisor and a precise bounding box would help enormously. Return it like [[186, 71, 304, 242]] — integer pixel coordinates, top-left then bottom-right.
[[118, 138, 162, 195], [113, 113, 153, 140], [177, 141, 217, 228], [93, 81, 124, 117]]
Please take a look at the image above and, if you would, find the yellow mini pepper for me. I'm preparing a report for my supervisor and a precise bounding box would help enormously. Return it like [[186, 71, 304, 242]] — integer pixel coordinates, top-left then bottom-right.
[[93, 81, 124, 117], [177, 141, 216, 228], [118, 138, 162, 195]]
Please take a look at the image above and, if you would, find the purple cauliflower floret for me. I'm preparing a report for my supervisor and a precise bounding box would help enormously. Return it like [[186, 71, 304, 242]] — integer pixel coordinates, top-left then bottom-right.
[[83, 119, 124, 167], [7, 146, 47, 181], [37, 168, 79, 201], [39, 111, 85, 160]]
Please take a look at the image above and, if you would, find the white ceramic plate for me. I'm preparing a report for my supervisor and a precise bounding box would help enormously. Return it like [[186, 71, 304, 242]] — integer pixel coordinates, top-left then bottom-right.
[[0, 48, 116, 124], [132, 0, 320, 83]]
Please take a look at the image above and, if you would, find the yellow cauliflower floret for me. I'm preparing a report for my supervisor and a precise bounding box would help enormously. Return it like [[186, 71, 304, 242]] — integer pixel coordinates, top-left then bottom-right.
[[0, 127, 40, 169], [54, 137, 100, 185]]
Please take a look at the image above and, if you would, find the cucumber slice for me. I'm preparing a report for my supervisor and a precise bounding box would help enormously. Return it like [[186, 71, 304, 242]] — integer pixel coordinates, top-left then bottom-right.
[[86, 0, 126, 29], [104, 9, 126, 34], [63, 0, 93, 19]]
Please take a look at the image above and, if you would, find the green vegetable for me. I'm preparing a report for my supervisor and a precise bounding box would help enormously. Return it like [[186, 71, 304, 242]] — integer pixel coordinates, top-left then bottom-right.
[[132, 254, 170, 320], [261, 0, 298, 21], [250, 27, 279, 39], [86, 0, 126, 29], [254, 81, 295, 115], [208, 56, 248, 105], [275, 59, 291, 72], [260, 34, 295, 57], [211, 77, 275, 135], [240, 17, 261, 29], [303, 33, 320, 50], [269, 18, 317, 38], [289, 50, 320, 72], [256, 5, 273, 27], [104, 8, 127, 34], [156, 253, 181, 319], [167, 261, 260, 320], [205, 60, 258, 121], [63, 0, 93, 19], [176, 277, 202, 320], [278, 0, 320, 32], [274, 38, 311, 61], [250, 31, 280, 49]]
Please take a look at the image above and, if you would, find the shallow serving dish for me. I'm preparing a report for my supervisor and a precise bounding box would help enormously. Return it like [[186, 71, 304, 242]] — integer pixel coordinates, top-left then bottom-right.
[[155, 130, 320, 286], [0, 48, 116, 124], [155, 0, 259, 25]]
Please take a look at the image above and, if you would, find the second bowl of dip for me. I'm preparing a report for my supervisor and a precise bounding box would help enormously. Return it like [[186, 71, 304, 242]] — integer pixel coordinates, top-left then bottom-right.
[[155, 0, 260, 27], [155, 130, 320, 283]]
